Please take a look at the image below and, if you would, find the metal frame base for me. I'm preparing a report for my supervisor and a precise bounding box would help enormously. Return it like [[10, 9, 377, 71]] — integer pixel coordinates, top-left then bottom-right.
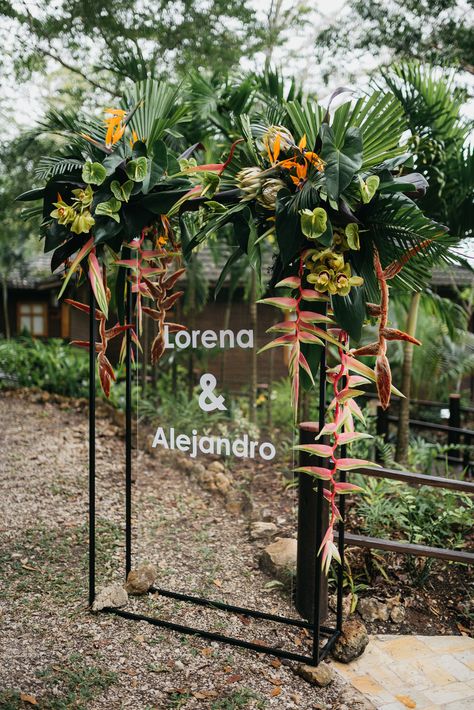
[[88, 282, 344, 667], [101, 586, 340, 664]]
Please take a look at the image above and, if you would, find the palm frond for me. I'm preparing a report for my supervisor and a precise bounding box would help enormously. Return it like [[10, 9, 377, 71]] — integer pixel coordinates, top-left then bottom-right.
[[35, 156, 84, 181], [332, 91, 408, 169], [285, 99, 325, 147], [123, 79, 190, 146], [381, 62, 471, 145], [360, 193, 463, 292]]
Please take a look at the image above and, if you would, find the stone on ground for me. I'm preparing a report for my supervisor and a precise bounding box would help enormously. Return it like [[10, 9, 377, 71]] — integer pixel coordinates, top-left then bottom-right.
[[250, 521, 278, 540], [259, 537, 297, 580], [332, 619, 369, 663], [125, 564, 157, 595], [92, 583, 128, 611], [357, 597, 389, 622], [297, 662, 334, 687]]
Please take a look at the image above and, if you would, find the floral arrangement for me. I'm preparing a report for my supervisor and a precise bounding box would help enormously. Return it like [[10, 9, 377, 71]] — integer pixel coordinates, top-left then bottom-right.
[[19, 79, 458, 567]]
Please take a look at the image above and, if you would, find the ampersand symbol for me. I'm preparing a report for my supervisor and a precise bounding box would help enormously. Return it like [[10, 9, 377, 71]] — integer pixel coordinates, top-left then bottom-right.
[[198, 373, 227, 412]]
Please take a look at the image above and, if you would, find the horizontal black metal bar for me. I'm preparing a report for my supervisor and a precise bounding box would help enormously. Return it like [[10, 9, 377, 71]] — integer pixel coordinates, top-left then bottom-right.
[[102, 607, 338, 664], [337, 532, 474, 564], [387, 415, 474, 437], [150, 586, 316, 630], [356, 466, 474, 493], [318, 629, 341, 661], [363, 392, 474, 413]]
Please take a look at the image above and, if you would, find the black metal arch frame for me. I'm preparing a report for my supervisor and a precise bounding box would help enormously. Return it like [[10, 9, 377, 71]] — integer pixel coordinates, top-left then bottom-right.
[[88, 282, 346, 665]]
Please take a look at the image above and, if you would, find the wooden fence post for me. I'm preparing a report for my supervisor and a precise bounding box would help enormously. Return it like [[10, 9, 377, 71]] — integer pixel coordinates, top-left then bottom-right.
[[448, 394, 461, 448], [376, 403, 389, 463]]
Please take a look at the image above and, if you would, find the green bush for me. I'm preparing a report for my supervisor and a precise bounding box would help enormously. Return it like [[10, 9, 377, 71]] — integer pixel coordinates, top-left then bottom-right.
[[0, 336, 90, 398]]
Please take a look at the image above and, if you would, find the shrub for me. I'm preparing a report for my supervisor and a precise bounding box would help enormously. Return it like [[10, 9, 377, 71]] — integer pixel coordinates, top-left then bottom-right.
[[0, 336, 90, 398]]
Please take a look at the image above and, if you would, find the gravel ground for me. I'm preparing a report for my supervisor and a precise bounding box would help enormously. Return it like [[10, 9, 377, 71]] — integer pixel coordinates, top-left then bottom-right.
[[0, 391, 372, 710]]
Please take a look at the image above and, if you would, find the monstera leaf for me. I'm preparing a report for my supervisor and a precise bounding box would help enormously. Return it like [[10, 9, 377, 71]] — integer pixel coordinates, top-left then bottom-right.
[[320, 125, 363, 201]]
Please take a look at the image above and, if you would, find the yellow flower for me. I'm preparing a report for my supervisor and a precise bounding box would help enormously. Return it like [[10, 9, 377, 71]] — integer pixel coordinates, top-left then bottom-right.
[[333, 264, 364, 296], [51, 200, 75, 225], [306, 256, 363, 296], [307, 265, 334, 293]]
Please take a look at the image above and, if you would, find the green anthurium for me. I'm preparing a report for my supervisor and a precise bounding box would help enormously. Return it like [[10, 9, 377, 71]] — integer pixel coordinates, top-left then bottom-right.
[[95, 198, 122, 223], [110, 179, 134, 202], [345, 223, 360, 250], [359, 174, 380, 204], [300, 207, 328, 240], [82, 161, 107, 186], [126, 156, 148, 182]]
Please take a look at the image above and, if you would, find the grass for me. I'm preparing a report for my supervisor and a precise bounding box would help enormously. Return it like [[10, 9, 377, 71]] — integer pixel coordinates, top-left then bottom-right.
[[0, 654, 117, 709], [211, 688, 266, 709], [0, 518, 123, 606]]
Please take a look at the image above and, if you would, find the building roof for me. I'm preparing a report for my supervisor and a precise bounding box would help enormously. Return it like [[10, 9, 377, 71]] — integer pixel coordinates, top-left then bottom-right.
[[8, 250, 473, 291], [8, 252, 62, 290], [430, 266, 474, 288]]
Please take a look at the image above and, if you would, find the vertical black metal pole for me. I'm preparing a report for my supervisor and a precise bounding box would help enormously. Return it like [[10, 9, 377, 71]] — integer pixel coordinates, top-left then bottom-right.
[[311, 342, 327, 665], [89, 284, 96, 607], [125, 277, 132, 578], [296, 422, 329, 623]]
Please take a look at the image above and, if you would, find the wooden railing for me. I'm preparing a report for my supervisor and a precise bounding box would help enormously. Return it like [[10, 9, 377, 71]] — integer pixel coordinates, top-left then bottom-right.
[[337, 465, 474, 565]]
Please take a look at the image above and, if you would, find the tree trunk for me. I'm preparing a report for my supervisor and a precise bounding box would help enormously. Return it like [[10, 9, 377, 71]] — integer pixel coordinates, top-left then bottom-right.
[[2, 276, 10, 339], [249, 272, 258, 424], [396, 292, 421, 465], [220, 290, 233, 385]]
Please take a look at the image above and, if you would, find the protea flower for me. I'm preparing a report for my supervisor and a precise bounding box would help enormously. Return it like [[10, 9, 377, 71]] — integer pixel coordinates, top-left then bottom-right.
[[263, 125, 295, 155], [237, 167, 264, 201], [256, 178, 286, 209]]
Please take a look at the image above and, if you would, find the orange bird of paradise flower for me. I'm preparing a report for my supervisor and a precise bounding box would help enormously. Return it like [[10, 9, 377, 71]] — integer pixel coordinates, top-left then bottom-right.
[[104, 108, 127, 147], [278, 135, 325, 188]]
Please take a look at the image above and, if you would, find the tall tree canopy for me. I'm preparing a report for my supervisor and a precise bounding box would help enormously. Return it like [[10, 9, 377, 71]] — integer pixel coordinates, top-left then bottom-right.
[[0, 0, 264, 95], [315, 1, 474, 82]]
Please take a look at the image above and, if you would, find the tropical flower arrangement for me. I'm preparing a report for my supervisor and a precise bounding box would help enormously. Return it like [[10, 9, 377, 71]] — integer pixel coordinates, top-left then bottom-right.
[[18, 78, 459, 568]]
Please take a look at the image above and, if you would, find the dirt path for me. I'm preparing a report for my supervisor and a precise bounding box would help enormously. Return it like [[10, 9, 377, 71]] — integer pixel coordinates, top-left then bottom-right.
[[0, 392, 371, 710]]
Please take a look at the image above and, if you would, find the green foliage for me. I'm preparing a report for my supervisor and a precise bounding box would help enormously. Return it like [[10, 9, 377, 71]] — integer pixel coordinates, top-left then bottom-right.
[[315, 1, 474, 83], [0, 0, 264, 94], [320, 125, 363, 201], [382, 62, 474, 240], [0, 337, 89, 398]]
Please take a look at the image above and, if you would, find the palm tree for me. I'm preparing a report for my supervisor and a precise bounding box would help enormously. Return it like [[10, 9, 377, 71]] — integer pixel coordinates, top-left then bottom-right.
[[381, 62, 474, 463]]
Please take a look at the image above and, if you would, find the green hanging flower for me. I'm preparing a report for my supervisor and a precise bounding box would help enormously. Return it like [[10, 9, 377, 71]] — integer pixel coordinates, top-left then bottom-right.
[[70, 209, 95, 234], [82, 161, 107, 186], [345, 223, 360, 250], [72, 184, 94, 208], [95, 198, 121, 222]]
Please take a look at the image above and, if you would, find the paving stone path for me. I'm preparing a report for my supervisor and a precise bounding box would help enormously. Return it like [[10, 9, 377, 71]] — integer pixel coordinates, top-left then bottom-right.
[[334, 634, 474, 710]]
